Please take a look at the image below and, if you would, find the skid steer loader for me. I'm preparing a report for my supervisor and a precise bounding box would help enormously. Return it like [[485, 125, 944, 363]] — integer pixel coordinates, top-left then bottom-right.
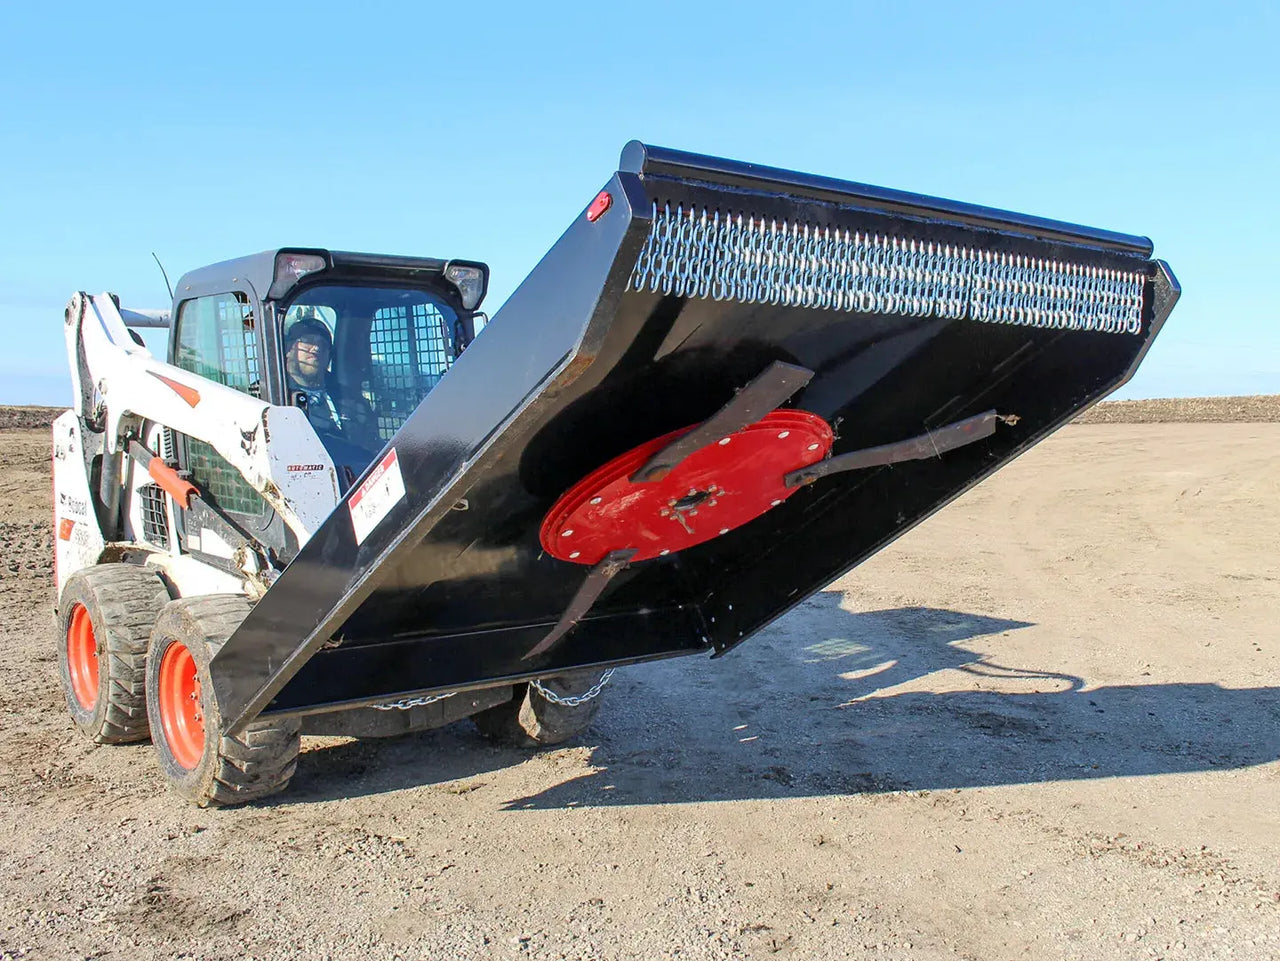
[[52, 142, 1179, 805]]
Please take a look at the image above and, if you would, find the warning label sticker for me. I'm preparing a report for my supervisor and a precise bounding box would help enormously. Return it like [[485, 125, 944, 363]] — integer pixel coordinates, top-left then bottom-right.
[[348, 447, 406, 545]]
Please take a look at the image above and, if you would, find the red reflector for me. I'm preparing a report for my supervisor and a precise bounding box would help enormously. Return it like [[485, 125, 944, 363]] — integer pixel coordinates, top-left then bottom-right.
[[58, 518, 75, 541], [586, 191, 612, 222]]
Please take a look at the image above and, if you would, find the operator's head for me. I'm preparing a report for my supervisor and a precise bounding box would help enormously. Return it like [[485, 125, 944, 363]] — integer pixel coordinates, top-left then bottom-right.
[[284, 317, 332, 389]]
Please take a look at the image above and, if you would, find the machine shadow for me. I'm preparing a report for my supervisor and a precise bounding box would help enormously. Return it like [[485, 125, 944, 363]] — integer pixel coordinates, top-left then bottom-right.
[[281, 591, 1280, 808]]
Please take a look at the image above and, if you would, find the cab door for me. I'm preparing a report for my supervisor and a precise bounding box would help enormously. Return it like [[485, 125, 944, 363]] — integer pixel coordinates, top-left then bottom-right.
[[169, 290, 288, 567]]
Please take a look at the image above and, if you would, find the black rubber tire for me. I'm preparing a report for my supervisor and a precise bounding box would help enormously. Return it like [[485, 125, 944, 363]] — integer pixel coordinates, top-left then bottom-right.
[[145, 595, 299, 807], [471, 669, 608, 747], [56, 563, 170, 744]]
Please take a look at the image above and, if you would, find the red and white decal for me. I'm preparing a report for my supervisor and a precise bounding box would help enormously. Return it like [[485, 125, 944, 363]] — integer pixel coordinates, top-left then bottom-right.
[[348, 448, 406, 545], [148, 371, 202, 407]]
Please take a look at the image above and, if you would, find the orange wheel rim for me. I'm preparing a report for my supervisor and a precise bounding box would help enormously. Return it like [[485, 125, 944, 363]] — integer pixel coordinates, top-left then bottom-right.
[[66, 603, 99, 710], [157, 642, 205, 770]]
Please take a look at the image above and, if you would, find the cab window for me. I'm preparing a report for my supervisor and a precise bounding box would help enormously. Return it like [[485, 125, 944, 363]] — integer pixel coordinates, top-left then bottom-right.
[[176, 292, 260, 397], [368, 300, 457, 440], [281, 285, 464, 471]]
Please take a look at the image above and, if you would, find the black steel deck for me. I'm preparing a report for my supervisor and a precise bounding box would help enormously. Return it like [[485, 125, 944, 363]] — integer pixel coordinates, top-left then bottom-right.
[[209, 142, 1178, 734]]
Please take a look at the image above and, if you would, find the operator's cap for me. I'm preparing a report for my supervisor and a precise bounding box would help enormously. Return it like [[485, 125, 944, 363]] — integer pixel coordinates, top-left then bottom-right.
[[284, 316, 332, 349]]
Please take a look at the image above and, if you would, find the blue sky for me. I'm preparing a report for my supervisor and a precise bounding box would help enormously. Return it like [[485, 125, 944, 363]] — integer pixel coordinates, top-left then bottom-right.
[[1, 1, 1276, 404]]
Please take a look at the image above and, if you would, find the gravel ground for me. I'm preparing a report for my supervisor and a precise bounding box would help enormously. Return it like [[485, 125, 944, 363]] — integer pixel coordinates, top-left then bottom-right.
[[1074, 395, 1280, 423], [1, 421, 1277, 960]]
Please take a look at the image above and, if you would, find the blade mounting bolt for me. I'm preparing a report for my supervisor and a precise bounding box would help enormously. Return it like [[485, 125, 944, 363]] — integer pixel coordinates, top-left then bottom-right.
[[719, 527, 729, 535], [561, 529, 574, 537], [778, 431, 790, 439], [718, 438, 731, 446], [569, 551, 581, 559], [807, 443, 820, 451], [589, 496, 602, 505]]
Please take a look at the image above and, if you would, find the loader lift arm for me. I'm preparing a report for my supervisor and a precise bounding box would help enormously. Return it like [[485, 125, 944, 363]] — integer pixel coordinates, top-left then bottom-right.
[[63, 290, 341, 548]]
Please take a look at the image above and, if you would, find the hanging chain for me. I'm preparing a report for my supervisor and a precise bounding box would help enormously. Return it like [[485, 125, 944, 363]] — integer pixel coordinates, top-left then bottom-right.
[[631, 201, 1146, 335], [370, 691, 457, 712], [370, 669, 617, 712], [529, 669, 615, 707]]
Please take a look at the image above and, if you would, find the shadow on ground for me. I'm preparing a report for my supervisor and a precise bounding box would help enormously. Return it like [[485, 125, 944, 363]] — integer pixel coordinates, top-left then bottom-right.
[[282, 592, 1280, 808]]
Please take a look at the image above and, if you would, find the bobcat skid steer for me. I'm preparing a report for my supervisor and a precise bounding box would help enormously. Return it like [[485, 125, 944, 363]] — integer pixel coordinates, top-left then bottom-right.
[[52, 142, 1179, 805]]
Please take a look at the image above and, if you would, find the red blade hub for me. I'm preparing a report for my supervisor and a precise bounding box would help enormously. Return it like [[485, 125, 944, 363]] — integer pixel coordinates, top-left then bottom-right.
[[540, 410, 832, 565]]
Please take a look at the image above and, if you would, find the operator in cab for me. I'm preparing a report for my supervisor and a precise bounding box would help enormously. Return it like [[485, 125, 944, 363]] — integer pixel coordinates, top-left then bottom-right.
[[283, 317, 378, 484]]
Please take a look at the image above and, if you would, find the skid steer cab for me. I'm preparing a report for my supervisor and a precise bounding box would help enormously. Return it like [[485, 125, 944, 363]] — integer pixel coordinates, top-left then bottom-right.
[[52, 143, 1177, 806]]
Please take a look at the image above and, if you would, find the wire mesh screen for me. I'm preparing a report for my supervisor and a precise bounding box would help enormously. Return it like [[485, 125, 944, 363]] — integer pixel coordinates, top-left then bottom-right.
[[368, 302, 456, 440], [217, 297, 261, 397], [138, 483, 169, 550], [185, 442, 262, 514]]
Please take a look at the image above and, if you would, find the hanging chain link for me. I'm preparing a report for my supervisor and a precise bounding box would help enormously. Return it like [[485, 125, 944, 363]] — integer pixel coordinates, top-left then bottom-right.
[[631, 201, 1146, 335], [371, 669, 617, 712], [370, 691, 457, 712], [529, 668, 615, 707]]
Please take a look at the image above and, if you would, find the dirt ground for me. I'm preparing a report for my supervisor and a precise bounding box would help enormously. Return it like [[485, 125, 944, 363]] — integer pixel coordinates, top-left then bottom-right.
[[0, 416, 1277, 961], [1074, 395, 1280, 424], [0, 408, 64, 431]]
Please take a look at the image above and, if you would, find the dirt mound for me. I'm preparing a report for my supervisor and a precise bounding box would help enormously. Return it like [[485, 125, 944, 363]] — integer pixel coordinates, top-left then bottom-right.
[[0, 406, 67, 430], [1077, 395, 1280, 423]]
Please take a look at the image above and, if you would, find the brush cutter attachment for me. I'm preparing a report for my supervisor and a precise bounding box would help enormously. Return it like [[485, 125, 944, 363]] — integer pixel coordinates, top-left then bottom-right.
[[210, 142, 1178, 734]]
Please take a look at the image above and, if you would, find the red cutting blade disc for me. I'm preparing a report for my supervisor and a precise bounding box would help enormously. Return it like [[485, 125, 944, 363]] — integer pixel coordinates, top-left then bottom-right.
[[540, 410, 833, 565]]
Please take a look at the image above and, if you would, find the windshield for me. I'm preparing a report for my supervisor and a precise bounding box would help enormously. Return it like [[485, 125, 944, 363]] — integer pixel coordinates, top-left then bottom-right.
[[280, 284, 464, 478]]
